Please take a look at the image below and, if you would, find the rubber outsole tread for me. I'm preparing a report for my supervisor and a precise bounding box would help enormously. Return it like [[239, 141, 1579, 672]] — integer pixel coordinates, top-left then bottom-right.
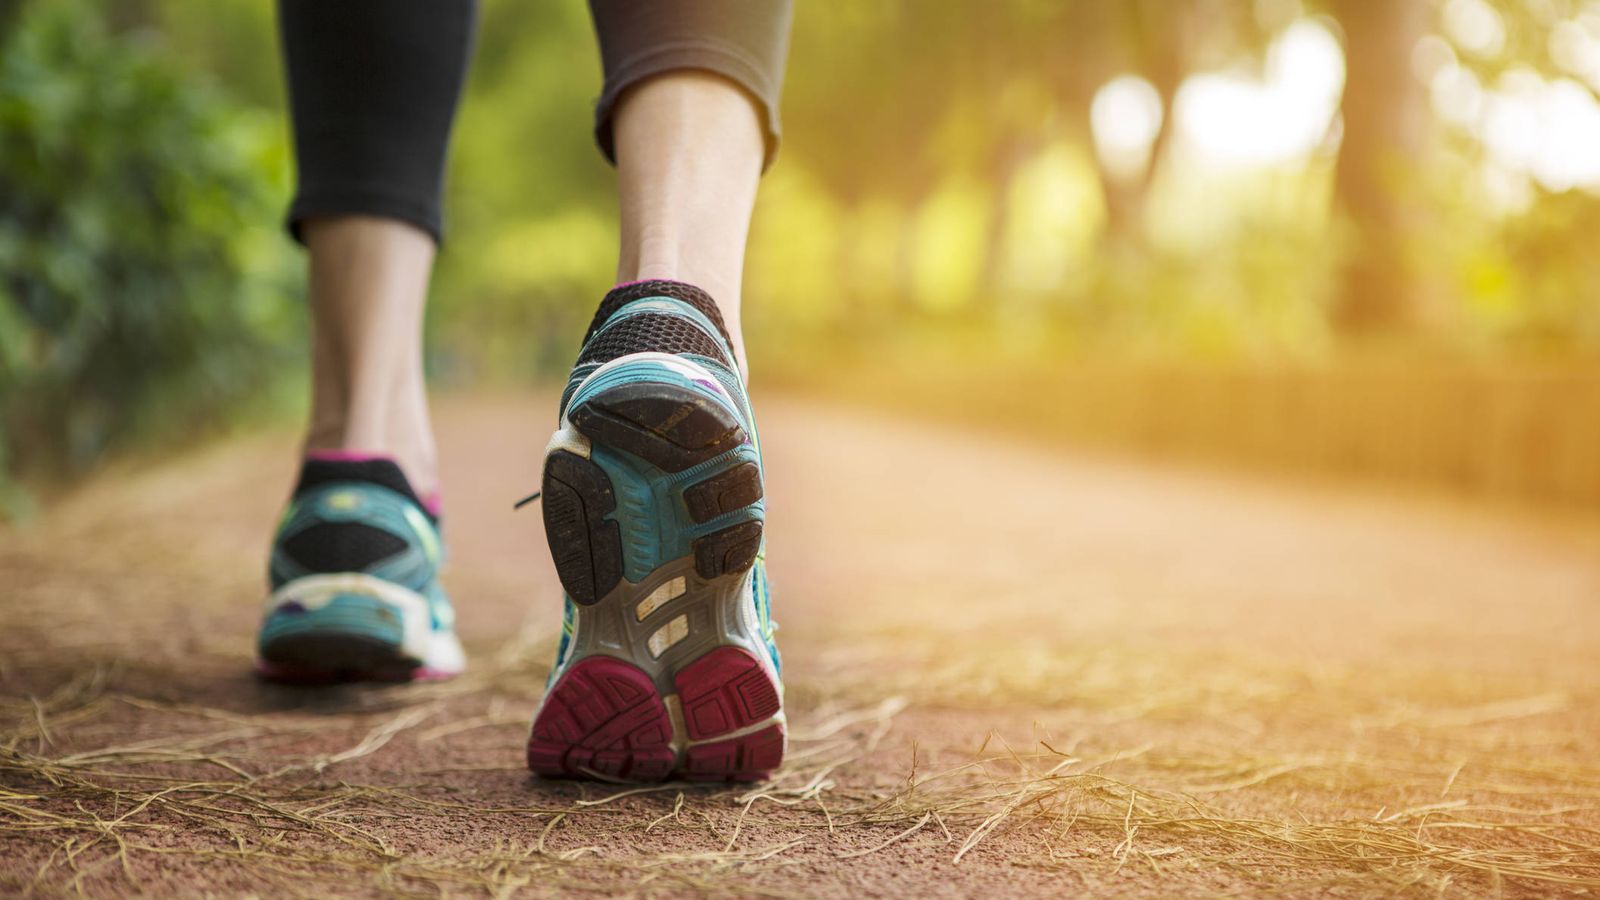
[[675, 646, 782, 741], [257, 632, 419, 683], [527, 657, 677, 780], [528, 651, 783, 782], [682, 725, 785, 781], [542, 451, 623, 606], [568, 383, 745, 474], [693, 521, 764, 580], [683, 463, 763, 524]]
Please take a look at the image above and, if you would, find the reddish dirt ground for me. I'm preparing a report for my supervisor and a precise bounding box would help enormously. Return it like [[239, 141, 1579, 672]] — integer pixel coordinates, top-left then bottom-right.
[[4, 391, 1599, 896]]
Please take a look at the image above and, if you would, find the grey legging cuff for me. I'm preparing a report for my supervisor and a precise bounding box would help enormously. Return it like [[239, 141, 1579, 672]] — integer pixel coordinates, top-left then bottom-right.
[[589, 0, 791, 171]]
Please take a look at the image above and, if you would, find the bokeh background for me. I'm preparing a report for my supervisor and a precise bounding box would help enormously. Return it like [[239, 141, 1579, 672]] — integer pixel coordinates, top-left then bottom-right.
[[3, 0, 1598, 511], [4, 6, 1600, 892]]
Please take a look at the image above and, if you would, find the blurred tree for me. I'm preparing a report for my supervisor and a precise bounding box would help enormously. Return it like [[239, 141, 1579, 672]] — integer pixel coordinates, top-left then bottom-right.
[[0, 0, 298, 502], [1329, 0, 1431, 335], [781, 5, 957, 308], [1494, 183, 1600, 350], [149, 0, 284, 108], [8, 0, 1591, 465], [1062, 0, 1205, 248]]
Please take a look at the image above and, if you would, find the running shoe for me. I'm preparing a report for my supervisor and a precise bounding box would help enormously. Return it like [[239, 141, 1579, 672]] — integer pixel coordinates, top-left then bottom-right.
[[526, 280, 783, 782], [256, 455, 465, 683]]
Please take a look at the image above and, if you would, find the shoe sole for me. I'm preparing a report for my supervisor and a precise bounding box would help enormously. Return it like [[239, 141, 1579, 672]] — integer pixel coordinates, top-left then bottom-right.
[[255, 635, 435, 684], [529, 363, 783, 782]]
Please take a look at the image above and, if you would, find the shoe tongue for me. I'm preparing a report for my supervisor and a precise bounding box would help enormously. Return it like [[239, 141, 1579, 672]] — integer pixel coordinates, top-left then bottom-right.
[[295, 456, 436, 523], [583, 280, 733, 350]]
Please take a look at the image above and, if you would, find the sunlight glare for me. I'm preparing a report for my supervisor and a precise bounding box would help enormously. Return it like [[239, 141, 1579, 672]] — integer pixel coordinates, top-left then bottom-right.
[[1443, 0, 1507, 58], [1474, 68, 1600, 192], [1549, 18, 1600, 93], [1091, 75, 1164, 182], [1001, 142, 1102, 294], [1171, 19, 1344, 169], [1412, 34, 1457, 83], [1429, 60, 1485, 126]]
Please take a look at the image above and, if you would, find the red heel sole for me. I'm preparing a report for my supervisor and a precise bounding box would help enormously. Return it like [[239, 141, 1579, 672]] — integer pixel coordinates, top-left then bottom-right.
[[526, 657, 676, 780], [528, 647, 783, 782]]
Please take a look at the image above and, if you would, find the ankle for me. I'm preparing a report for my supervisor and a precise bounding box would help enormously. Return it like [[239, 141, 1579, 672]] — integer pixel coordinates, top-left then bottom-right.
[[303, 422, 439, 504]]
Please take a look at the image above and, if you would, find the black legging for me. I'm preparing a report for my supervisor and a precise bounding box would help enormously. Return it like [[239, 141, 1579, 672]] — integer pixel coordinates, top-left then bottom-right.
[[278, 0, 792, 244]]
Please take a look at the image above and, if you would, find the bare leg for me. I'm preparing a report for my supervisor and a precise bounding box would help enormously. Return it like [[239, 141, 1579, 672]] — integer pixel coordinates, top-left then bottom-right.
[[612, 72, 766, 377], [301, 215, 438, 498]]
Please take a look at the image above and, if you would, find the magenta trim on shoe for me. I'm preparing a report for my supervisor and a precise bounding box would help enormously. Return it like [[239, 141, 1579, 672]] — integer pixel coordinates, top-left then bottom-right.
[[305, 449, 394, 463], [422, 492, 444, 517]]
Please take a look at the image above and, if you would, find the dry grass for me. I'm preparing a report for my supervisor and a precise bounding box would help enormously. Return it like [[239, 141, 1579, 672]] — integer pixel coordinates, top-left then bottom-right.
[[5, 623, 1598, 897], [4, 392, 1599, 896]]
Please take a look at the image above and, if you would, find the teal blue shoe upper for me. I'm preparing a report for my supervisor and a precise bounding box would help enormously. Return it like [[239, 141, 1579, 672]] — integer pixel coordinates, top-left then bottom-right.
[[266, 458, 454, 638]]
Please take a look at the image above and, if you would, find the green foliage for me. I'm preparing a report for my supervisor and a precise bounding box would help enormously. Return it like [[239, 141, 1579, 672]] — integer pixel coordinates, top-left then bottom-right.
[[148, 0, 284, 109], [428, 0, 616, 382], [0, 0, 300, 505], [1494, 190, 1600, 351]]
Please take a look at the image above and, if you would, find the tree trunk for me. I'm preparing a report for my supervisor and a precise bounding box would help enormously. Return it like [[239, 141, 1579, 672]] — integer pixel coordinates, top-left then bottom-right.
[[892, 172, 941, 313], [1091, 74, 1175, 250], [977, 132, 1044, 300], [1094, 0, 1187, 249], [1330, 0, 1430, 335]]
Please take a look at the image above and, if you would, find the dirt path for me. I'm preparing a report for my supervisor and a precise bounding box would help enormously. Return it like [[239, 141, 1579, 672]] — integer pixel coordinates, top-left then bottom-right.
[[4, 391, 1599, 896]]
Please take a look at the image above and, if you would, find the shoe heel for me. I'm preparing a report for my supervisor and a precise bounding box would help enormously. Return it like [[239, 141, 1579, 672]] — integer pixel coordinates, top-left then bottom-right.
[[570, 379, 745, 474], [545, 372, 765, 606], [257, 595, 412, 680]]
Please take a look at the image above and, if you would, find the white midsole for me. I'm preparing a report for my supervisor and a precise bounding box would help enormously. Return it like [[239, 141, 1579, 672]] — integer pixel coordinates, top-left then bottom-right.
[[545, 416, 593, 458], [264, 573, 442, 667]]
